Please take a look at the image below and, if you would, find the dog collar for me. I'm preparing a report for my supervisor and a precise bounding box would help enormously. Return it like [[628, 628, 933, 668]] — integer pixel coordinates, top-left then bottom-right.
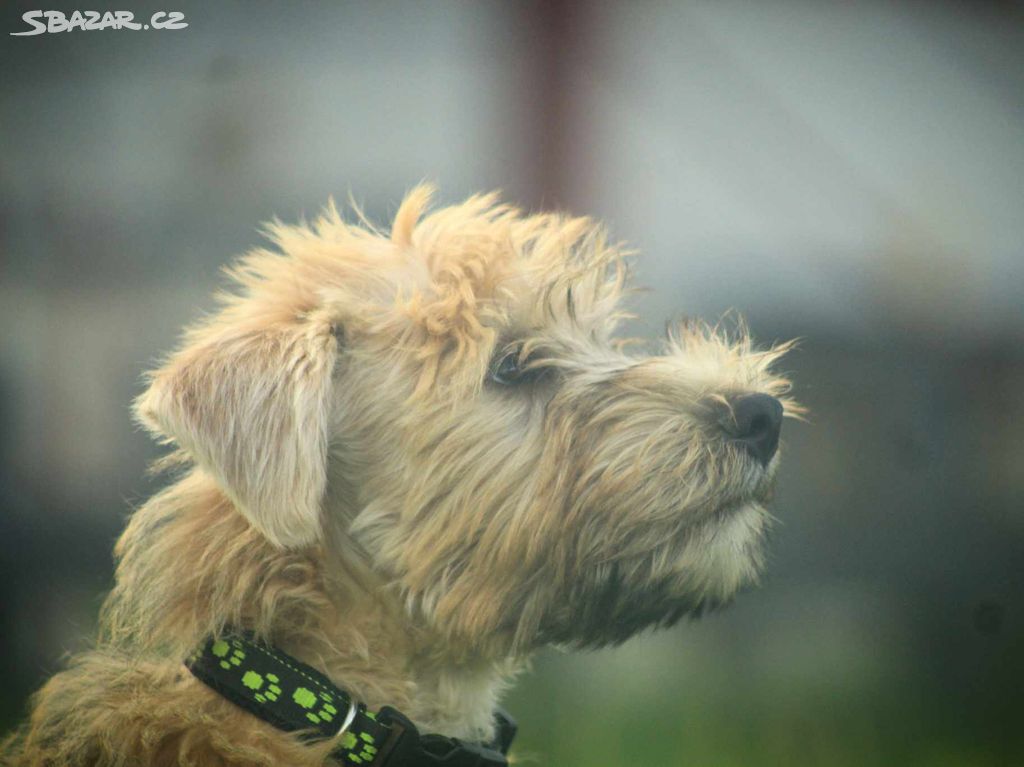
[[186, 634, 516, 767]]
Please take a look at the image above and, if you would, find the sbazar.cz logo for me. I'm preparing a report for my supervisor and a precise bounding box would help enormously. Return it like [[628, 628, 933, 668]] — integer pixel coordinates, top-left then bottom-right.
[[10, 10, 188, 35]]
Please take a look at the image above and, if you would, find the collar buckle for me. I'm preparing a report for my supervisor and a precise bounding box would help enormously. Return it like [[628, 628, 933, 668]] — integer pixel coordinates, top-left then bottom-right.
[[374, 707, 508, 767]]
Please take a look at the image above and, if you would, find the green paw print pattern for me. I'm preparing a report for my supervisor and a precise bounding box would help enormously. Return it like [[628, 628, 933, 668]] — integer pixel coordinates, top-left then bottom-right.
[[337, 730, 379, 764], [292, 686, 340, 725], [210, 638, 246, 670], [241, 670, 283, 703], [188, 634, 389, 767]]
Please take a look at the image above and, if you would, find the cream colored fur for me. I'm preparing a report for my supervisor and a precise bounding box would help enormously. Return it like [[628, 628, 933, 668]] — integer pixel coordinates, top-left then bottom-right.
[[2, 187, 798, 766]]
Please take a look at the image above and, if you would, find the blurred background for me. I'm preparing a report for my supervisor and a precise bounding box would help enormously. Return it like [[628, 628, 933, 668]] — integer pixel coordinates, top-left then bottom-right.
[[2, 2, 1023, 764]]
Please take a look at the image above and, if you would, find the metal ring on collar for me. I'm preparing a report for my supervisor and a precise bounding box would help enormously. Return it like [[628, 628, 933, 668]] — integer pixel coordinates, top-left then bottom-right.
[[329, 697, 359, 744]]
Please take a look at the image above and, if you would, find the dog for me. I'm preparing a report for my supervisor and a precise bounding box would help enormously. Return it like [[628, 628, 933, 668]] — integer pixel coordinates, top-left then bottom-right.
[[2, 186, 798, 766]]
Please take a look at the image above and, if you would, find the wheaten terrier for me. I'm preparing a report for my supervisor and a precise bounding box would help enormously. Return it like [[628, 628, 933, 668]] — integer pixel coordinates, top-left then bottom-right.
[[3, 187, 798, 767]]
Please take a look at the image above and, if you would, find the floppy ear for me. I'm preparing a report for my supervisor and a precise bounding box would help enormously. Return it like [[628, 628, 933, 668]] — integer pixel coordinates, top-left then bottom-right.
[[134, 314, 339, 549]]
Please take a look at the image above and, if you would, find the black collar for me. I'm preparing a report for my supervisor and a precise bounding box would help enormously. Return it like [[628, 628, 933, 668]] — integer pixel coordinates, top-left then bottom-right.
[[186, 634, 516, 767]]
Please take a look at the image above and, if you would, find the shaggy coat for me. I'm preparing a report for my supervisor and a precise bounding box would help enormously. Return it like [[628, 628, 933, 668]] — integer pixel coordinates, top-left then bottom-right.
[[2, 187, 797, 766]]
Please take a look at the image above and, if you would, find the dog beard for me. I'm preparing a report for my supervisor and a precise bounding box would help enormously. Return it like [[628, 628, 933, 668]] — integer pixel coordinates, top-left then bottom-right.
[[542, 567, 705, 648], [535, 502, 769, 649]]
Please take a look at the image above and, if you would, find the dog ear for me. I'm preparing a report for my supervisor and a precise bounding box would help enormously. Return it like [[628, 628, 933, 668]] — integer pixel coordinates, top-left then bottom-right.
[[134, 313, 339, 549]]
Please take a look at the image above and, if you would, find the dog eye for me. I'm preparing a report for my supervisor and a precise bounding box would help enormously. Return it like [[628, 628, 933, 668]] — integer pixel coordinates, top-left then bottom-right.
[[490, 349, 525, 385], [489, 347, 542, 386]]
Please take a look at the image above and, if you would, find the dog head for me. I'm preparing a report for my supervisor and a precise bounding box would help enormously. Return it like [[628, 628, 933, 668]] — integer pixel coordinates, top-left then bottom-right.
[[136, 186, 799, 655]]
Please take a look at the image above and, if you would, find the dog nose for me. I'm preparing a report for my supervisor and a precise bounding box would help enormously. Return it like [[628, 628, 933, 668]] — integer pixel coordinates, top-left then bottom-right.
[[721, 393, 784, 466]]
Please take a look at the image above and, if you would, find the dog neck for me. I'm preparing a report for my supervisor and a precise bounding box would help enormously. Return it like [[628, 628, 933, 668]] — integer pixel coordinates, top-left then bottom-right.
[[102, 468, 517, 743], [313, 527, 518, 742]]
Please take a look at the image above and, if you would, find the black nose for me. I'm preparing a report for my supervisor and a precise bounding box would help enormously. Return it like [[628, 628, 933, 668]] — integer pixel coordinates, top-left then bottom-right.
[[721, 393, 784, 466]]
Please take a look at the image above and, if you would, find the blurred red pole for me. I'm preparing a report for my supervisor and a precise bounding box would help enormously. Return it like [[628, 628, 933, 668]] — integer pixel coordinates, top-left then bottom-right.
[[516, 0, 592, 212]]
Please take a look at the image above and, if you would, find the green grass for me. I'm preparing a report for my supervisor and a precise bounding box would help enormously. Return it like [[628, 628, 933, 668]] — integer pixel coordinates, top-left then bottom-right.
[[504, 649, 1021, 767]]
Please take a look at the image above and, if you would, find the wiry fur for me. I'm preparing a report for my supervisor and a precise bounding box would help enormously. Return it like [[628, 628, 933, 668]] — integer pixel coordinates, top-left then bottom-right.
[[2, 186, 799, 766]]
